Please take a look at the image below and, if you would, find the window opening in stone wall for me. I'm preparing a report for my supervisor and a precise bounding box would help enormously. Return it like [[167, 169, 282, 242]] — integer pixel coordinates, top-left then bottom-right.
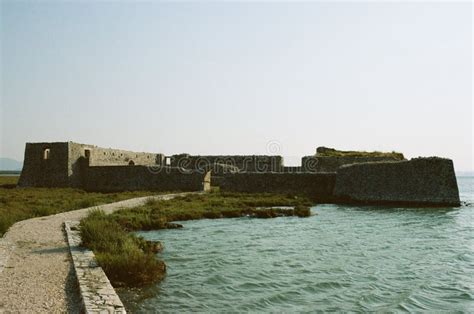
[[43, 148, 50, 160]]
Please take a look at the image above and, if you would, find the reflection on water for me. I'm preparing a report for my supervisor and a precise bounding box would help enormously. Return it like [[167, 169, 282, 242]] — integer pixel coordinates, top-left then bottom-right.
[[120, 177, 474, 312]]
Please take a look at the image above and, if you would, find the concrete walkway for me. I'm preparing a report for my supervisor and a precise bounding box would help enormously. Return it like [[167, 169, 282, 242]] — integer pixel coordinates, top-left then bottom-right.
[[0, 193, 191, 313]]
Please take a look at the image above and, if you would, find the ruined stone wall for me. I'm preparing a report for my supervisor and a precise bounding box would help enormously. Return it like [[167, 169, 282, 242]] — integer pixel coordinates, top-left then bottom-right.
[[220, 172, 336, 202], [20, 142, 166, 188], [282, 166, 303, 173], [334, 158, 461, 206], [68, 143, 90, 188], [169, 155, 283, 174], [82, 165, 210, 192], [87, 147, 163, 167], [69, 143, 164, 187], [18, 142, 70, 187], [301, 156, 402, 173], [20, 142, 459, 207], [68, 143, 163, 167]]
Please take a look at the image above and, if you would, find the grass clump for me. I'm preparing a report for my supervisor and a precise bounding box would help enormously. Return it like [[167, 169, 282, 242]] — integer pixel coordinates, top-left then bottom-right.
[[0, 176, 158, 236], [109, 192, 313, 232], [81, 192, 314, 287], [80, 210, 165, 287], [0, 176, 18, 189], [316, 148, 404, 159]]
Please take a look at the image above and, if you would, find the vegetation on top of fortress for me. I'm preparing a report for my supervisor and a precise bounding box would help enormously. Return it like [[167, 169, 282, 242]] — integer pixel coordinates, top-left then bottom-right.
[[316, 147, 404, 159], [0, 176, 157, 236], [80, 192, 313, 287]]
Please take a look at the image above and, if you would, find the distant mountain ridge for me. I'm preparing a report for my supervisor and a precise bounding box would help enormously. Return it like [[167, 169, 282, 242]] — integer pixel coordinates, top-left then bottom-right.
[[0, 158, 23, 171]]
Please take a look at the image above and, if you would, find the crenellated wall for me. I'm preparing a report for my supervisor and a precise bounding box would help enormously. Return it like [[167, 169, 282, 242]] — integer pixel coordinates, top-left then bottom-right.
[[169, 154, 283, 174]]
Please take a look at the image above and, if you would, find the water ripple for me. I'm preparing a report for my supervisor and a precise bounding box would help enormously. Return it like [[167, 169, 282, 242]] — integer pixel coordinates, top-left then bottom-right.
[[120, 177, 474, 312]]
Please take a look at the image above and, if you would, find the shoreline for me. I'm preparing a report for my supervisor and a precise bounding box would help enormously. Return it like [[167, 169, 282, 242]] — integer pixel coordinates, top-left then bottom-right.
[[0, 192, 194, 312], [0, 179, 470, 312]]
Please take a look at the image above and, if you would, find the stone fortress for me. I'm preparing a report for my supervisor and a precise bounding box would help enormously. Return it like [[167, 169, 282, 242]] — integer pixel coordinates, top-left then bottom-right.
[[19, 142, 461, 207]]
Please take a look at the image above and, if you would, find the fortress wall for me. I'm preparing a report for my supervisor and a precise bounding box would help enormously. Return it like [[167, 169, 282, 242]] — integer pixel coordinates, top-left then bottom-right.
[[68, 143, 91, 188], [88, 148, 163, 166], [170, 155, 283, 174], [220, 172, 336, 202], [334, 157, 461, 206], [282, 166, 303, 173], [301, 156, 403, 172], [82, 165, 210, 192], [68, 143, 165, 188], [18, 142, 70, 187], [69, 144, 164, 167]]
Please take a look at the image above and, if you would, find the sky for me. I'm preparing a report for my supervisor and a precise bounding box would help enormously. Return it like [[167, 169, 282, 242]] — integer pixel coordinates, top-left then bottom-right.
[[0, 1, 472, 170]]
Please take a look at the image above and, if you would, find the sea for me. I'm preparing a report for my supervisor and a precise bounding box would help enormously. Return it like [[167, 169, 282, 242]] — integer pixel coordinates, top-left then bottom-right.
[[120, 176, 474, 312]]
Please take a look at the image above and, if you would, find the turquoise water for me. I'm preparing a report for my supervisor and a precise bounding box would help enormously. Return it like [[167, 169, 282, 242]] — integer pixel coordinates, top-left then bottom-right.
[[123, 177, 474, 312]]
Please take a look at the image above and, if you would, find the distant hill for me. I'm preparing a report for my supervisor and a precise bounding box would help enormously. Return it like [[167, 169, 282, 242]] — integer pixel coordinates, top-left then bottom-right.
[[0, 158, 23, 171]]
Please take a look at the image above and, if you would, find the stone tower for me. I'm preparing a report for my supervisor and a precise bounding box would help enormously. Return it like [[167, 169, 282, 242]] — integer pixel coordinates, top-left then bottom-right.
[[18, 142, 164, 188], [19, 142, 89, 188]]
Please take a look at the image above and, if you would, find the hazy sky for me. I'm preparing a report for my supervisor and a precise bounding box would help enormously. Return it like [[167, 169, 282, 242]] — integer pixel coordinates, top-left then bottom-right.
[[1, 1, 472, 170]]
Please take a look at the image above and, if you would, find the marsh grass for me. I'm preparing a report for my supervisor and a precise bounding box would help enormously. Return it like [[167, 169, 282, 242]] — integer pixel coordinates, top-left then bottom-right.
[[0, 176, 19, 188], [80, 210, 165, 287], [110, 192, 312, 231], [0, 176, 158, 236], [317, 149, 404, 159], [81, 192, 313, 287]]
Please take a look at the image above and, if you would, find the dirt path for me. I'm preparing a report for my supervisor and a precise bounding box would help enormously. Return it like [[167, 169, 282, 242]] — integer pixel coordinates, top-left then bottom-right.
[[0, 193, 191, 313]]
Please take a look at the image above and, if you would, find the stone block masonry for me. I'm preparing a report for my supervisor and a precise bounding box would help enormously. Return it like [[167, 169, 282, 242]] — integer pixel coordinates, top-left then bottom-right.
[[18, 142, 211, 192], [220, 172, 337, 202], [334, 157, 461, 206], [17, 142, 461, 207], [83, 165, 210, 192], [64, 221, 126, 313], [0, 192, 196, 313], [19, 142, 71, 187], [301, 156, 403, 173], [19, 142, 165, 188], [170, 154, 284, 173]]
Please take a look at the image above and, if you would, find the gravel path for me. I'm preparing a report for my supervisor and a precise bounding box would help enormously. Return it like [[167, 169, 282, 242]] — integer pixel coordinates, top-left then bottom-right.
[[0, 193, 192, 313]]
